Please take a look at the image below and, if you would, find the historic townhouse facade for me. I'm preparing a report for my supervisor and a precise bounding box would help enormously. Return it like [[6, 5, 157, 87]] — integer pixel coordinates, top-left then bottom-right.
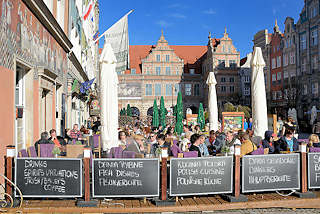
[[117, 30, 242, 116], [0, 0, 99, 177]]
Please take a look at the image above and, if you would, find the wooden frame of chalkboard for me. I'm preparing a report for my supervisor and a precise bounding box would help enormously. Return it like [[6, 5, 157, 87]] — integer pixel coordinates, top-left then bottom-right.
[[242, 153, 300, 193], [308, 153, 320, 189], [169, 156, 234, 196], [92, 158, 160, 198], [14, 158, 82, 198]]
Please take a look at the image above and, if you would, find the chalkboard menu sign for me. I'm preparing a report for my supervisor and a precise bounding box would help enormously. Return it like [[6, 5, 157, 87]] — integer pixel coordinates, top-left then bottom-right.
[[242, 153, 300, 193], [170, 157, 233, 196], [93, 158, 159, 197], [308, 153, 320, 189], [15, 158, 82, 197]]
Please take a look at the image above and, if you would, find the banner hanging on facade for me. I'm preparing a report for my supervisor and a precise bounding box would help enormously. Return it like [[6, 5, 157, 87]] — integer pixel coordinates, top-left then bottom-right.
[[104, 10, 132, 74]]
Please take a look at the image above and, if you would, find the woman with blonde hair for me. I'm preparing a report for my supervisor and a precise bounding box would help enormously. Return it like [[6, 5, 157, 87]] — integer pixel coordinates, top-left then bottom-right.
[[308, 134, 320, 148]]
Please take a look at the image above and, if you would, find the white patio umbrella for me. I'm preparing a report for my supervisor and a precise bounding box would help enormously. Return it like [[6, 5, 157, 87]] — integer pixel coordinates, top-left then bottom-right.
[[251, 47, 268, 138], [99, 43, 119, 151], [310, 106, 317, 125], [206, 72, 219, 131]]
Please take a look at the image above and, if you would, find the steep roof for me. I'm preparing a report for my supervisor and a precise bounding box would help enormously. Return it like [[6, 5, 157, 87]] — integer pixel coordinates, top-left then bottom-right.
[[126, 45, 207, 74]]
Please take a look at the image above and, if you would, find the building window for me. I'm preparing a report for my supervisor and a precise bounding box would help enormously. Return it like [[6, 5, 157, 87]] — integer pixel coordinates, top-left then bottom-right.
[[312, 82, 319, 95], [229, 77, 234, 82], [155, 84, 161, 96], [272, 74, 276, 82], [230, 86, 235, 92], [303, 84, 308, 95], [194, 84, 200, 96], [311, 55, 318, 70], [228, 45, 231, 53], [272, 58, 276, 69], [221, 86, 226, 92], [218, 60, 225, 67], [221, 77, 226, 82], [156, 54, 160, 62], [283, 54, 288, 66], [145, 84, 152, 96], [302, 58, 307, 72], [309, 6, 317, 18], [166, 67, 171, 75], [165, 55, 170, 62], [189, 69, 195, 74], [185, 84, 192, 96], [131, 68, 136, 74], [284, 70, 289, 79], [284, 89, 288, 100], [166, 84, 172, 96], [277, 72, 282, 81], [156, 67, 161, 75], [229, 60, 236, 67], [244, 87, 250, 95], [311, 28, 318, 46], [277, 91, 282, 99], [290, 70, 296, 77], [277, 56, 281, 68], [244, 76, 250, 83], [300, 33, 306, 50], [174, 84, 179, 95], [290, 51, 295, 64], [272, 91, 277, 100]]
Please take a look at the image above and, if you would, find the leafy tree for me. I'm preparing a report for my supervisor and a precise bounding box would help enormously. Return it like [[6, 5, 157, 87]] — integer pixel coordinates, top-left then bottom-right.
[[126, 104, 132, 116], [152, 99, 159, 127], [197, 103, 205, 130], [159, 96, 166, 127], [174, 92, 183, 135]]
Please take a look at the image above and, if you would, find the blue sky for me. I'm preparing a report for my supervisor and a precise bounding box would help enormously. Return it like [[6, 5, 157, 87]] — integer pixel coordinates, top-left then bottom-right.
[[98, 0, 304, 58]]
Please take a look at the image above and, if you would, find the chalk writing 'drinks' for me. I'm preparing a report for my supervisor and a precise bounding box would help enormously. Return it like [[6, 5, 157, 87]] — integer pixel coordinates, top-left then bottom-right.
[[24, 160, 47, 168]]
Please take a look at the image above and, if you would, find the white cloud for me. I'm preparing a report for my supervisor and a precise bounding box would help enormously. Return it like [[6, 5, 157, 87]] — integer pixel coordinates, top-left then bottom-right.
[[156, 20, 173, 27], [169, 13, 187, 19], [203, 8, 216, 15]]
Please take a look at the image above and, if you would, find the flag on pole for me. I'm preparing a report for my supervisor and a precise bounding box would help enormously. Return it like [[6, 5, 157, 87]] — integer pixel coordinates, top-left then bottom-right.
[[82, 0, 95, 43], [83, 0, 94, 21], [104, 10, 132, 74], [93, 31, 99, 44]]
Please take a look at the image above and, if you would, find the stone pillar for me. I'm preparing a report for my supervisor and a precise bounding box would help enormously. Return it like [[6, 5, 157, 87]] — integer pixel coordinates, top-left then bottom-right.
[[67, 78, 73, 129]]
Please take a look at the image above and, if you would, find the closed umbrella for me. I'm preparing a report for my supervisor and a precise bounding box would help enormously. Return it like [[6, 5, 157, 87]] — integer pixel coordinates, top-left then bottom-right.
[[206, 72, 218, 131], [251, 47, 268, 138], [99, 43, 119, 151]]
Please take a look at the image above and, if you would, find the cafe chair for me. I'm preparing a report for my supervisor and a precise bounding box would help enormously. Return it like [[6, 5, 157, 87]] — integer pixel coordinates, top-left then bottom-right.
[[28, 146, 37, 157], [122, 151, 136, 158], [309, 147, 320, 153], [38, 144, 55, 157], [182, 151, 198, 158], [171, 144, 182, 157], [108, 146, 123, 158], [92, 134, 101, 158], [18, 149, 28, 157]]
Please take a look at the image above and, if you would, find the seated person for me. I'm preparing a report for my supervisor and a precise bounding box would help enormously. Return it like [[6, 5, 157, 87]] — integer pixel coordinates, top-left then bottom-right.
[[199, 135, 210, 156], [308, 134, 320, 148], [69, 124, 83, 141], [118, 131, 129, 145], [151, 134, 171, 157], [48, 129, 66, 148], [239, 133, 257, 157], [35, 132, 54, 155], [274, 128, 299, 153], [125, 134, 146, 154], [261, 131, 276, 154], [206, 130, 217, 155], [189, 134, 202, 157], [225, 131, 241, 155]]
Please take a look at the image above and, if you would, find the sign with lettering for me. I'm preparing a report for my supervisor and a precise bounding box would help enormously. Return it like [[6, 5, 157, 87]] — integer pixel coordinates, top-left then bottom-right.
[[308, 153, 320, 189], [15, 158, 82, 197], [93, 158, 159, 197], [169, 157, 233, 196], [242, 154, 300, 193]]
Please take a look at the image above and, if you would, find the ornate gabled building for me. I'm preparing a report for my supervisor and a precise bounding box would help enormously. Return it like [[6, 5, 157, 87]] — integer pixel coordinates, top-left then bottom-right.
[[117, 30, 242, 117]]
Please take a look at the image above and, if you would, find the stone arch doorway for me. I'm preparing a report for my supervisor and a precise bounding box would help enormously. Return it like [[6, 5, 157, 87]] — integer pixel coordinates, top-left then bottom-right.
[[147, 107, 154, 116], [189, 106, 198, 114], [131, 106, 140, 117]]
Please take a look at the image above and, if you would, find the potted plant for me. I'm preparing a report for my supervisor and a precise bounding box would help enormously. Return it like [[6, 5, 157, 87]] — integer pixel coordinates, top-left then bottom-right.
[[52, 146, 61, 158], [75, 141, 82, 145], [221, 146, 230, 156], [155, 147, 162, 158]]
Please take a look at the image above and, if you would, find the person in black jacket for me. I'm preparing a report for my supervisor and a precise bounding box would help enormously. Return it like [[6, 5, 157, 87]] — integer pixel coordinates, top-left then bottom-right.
[[274, 128, 299, 153], [34, 132, 54, 156], [189, 134, 202, 157], [261, 131, 276, 154]]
